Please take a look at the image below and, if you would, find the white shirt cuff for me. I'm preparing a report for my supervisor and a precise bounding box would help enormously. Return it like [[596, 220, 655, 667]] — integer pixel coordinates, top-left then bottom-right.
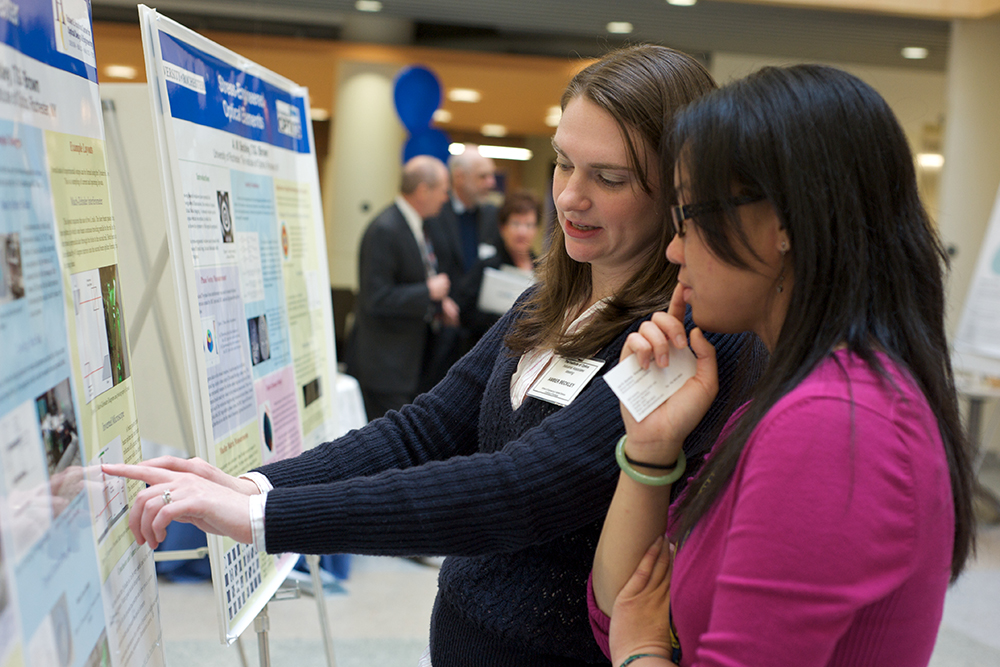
[[241, 471, 273, 493], [249, 492, 268, 553]]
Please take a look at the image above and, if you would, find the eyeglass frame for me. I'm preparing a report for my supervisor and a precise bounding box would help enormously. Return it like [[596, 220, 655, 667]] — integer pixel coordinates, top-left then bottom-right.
[[670, 193, 766, 237]]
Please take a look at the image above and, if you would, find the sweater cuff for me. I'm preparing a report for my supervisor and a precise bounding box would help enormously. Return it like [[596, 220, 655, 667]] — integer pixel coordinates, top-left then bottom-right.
[[249, 492, 268, 553], [587, 572, 612, 660], [241, 471, 273, 493]]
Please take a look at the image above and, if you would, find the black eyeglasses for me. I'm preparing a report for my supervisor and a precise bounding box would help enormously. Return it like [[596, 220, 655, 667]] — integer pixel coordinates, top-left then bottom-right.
[[670, 194, 766, 237]]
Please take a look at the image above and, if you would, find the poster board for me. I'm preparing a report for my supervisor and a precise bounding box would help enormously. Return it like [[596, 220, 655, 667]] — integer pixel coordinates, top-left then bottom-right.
[[101, 83, 195, 458], [954, 182, 1000, 398], [137, 6, 340, 643], [0, 2, 165, 667]]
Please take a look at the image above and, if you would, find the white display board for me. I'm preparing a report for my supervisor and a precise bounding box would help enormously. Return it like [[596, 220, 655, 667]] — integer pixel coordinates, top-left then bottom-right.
[[0, 3, 165, 667], [954, 182, 1000, 396], [137, 6, 340, 643]]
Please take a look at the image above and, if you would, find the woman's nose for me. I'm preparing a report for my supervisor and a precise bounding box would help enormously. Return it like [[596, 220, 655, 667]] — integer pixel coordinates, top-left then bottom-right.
[[556, 172, 589, 212], [666, 231, 684, 265]]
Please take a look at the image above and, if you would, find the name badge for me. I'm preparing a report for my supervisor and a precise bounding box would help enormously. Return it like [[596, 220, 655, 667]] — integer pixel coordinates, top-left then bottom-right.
[[527, 357, 606, 407]]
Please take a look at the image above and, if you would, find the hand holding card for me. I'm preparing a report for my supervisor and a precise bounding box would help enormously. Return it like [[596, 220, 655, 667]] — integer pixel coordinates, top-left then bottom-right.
[[604, 344, 698, 422]]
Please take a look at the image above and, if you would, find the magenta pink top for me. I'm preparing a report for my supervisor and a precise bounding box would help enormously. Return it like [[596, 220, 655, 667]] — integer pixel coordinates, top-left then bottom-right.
[[589, 351, 954, 666]]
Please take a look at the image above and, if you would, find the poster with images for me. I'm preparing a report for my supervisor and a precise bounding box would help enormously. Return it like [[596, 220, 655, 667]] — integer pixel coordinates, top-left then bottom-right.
[[0, 3, 164, 667], [956, 183, 1000, 363], [139, 6, 339, 643]]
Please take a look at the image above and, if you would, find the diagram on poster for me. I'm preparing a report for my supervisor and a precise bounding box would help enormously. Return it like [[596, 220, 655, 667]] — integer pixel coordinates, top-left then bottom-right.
[[0, 2, 165, 666], [139, 5, 340, 642]]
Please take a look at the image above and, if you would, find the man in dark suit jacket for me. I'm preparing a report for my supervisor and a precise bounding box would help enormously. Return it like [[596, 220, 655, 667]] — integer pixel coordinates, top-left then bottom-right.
[[419, 144, 503, 372], [346, 155, 458, 420], [427, 144, 502, 274]]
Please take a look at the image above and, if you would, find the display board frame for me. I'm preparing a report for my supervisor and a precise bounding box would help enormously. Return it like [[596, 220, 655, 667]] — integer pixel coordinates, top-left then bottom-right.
[[137, 5, 340, 643]]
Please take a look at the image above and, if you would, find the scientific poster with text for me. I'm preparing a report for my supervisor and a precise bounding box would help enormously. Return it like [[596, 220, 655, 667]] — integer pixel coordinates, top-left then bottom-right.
[[0, 2, 164, 667], [138, 6, 339, 643], [956, 183, 1000, 362]]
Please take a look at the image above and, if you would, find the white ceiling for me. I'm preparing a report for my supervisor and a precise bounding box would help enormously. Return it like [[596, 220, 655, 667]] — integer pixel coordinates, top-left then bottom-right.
[[94, 0, 951, 70]]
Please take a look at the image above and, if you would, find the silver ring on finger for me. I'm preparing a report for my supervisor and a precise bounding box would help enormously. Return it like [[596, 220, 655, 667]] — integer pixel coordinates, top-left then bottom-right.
[[162, 489, 173, 505]]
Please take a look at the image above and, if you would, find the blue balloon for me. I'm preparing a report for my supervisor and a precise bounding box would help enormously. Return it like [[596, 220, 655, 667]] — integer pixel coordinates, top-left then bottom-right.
[[403, 127, 451, 165], [394, 66, 442, 133]]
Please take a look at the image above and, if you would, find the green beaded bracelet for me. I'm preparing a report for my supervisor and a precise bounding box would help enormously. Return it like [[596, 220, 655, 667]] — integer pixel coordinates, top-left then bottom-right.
[[620, 654, 665, 667], [615, 435, 686, 486]]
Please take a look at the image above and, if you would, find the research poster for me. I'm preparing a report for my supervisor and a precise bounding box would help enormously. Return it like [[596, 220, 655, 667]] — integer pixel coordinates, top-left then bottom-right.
[[956, 183, 1000, 362], [139, 7, 339, 642], [0, 3, 164, 667]]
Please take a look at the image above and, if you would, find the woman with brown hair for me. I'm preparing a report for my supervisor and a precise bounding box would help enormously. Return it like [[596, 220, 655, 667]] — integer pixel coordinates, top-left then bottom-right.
[[106, 45, 765, 666]]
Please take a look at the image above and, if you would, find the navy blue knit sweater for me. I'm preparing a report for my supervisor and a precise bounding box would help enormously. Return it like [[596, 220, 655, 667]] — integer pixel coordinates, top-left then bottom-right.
[[257, 303, 765, 665]]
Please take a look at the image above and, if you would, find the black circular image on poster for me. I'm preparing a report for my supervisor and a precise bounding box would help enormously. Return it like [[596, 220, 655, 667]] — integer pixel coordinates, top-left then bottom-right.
[[262, 410, 274, 452]]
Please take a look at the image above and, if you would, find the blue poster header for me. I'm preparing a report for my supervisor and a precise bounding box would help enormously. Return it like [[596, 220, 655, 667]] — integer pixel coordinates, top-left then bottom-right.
[[159, 32, 311, 154], [0, 0, 97, 82]]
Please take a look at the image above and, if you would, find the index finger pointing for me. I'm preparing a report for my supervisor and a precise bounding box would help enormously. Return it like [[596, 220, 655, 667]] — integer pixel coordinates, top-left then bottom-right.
[[102, 463, 178, 486], [667, 282, 687, 322]]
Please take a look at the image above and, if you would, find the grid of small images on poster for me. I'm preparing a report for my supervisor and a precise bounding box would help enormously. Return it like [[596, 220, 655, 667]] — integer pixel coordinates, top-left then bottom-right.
[[138, 6, 340, 643], [0, 2, 165, 667]]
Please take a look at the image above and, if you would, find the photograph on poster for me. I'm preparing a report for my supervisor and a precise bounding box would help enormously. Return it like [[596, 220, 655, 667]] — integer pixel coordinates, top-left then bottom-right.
[[99, 265, 130, 388], [217, 190, 233, 243], [302, 377, 321, 408], [70, 265, 131, 403], [247, 314, 270, 366], [36, 378, 83, 520], [0, 233, 25, 304], [36, 378, 80, 477]]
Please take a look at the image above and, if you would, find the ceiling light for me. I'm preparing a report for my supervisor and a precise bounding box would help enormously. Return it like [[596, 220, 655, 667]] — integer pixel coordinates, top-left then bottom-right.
[[901, 46, 929, 60], [917, 152, 944, 168], [355, 0, 382, 12], [309, 108, 330, 121], [432, 109, 452, 123], [448, 88, 481, 103], [481, 124, 507, 137], [667, 0, 698, 6], [545, 106, 562, 128], [606, 22, 633, 34], [449, 143, 533, 161], [104, 65, 138, 80]]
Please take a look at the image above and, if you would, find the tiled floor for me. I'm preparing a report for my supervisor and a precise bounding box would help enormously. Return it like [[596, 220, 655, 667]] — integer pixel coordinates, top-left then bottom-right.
[[157, 460, 1000, 667]]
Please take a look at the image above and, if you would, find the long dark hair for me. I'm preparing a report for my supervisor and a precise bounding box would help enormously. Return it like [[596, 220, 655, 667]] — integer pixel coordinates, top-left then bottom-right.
[[505, 45, 716, 356], [671, 64, 975, 581]]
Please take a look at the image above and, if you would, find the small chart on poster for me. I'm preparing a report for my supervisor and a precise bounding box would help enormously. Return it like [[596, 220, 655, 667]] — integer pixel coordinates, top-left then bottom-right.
[[139, 5, 340, 643]]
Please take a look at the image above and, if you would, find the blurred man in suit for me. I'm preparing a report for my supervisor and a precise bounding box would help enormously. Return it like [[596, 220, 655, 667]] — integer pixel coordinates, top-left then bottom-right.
[[432, 144, 500, 273], [347, 155, 459, 420]]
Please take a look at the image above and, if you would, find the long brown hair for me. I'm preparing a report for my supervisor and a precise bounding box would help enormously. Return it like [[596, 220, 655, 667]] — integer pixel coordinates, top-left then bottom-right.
[[505, 45, 716, 356]]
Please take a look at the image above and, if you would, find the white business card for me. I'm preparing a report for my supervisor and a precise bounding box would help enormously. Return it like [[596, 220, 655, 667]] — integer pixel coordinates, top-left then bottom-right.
[[603, 346, 697, 422]]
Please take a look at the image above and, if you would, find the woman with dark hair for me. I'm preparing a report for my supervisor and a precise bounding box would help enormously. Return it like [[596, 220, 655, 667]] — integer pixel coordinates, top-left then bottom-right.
[[454, 190, 541, 344], [589, 64, 976, 667], [106, 45, 766, 666]]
